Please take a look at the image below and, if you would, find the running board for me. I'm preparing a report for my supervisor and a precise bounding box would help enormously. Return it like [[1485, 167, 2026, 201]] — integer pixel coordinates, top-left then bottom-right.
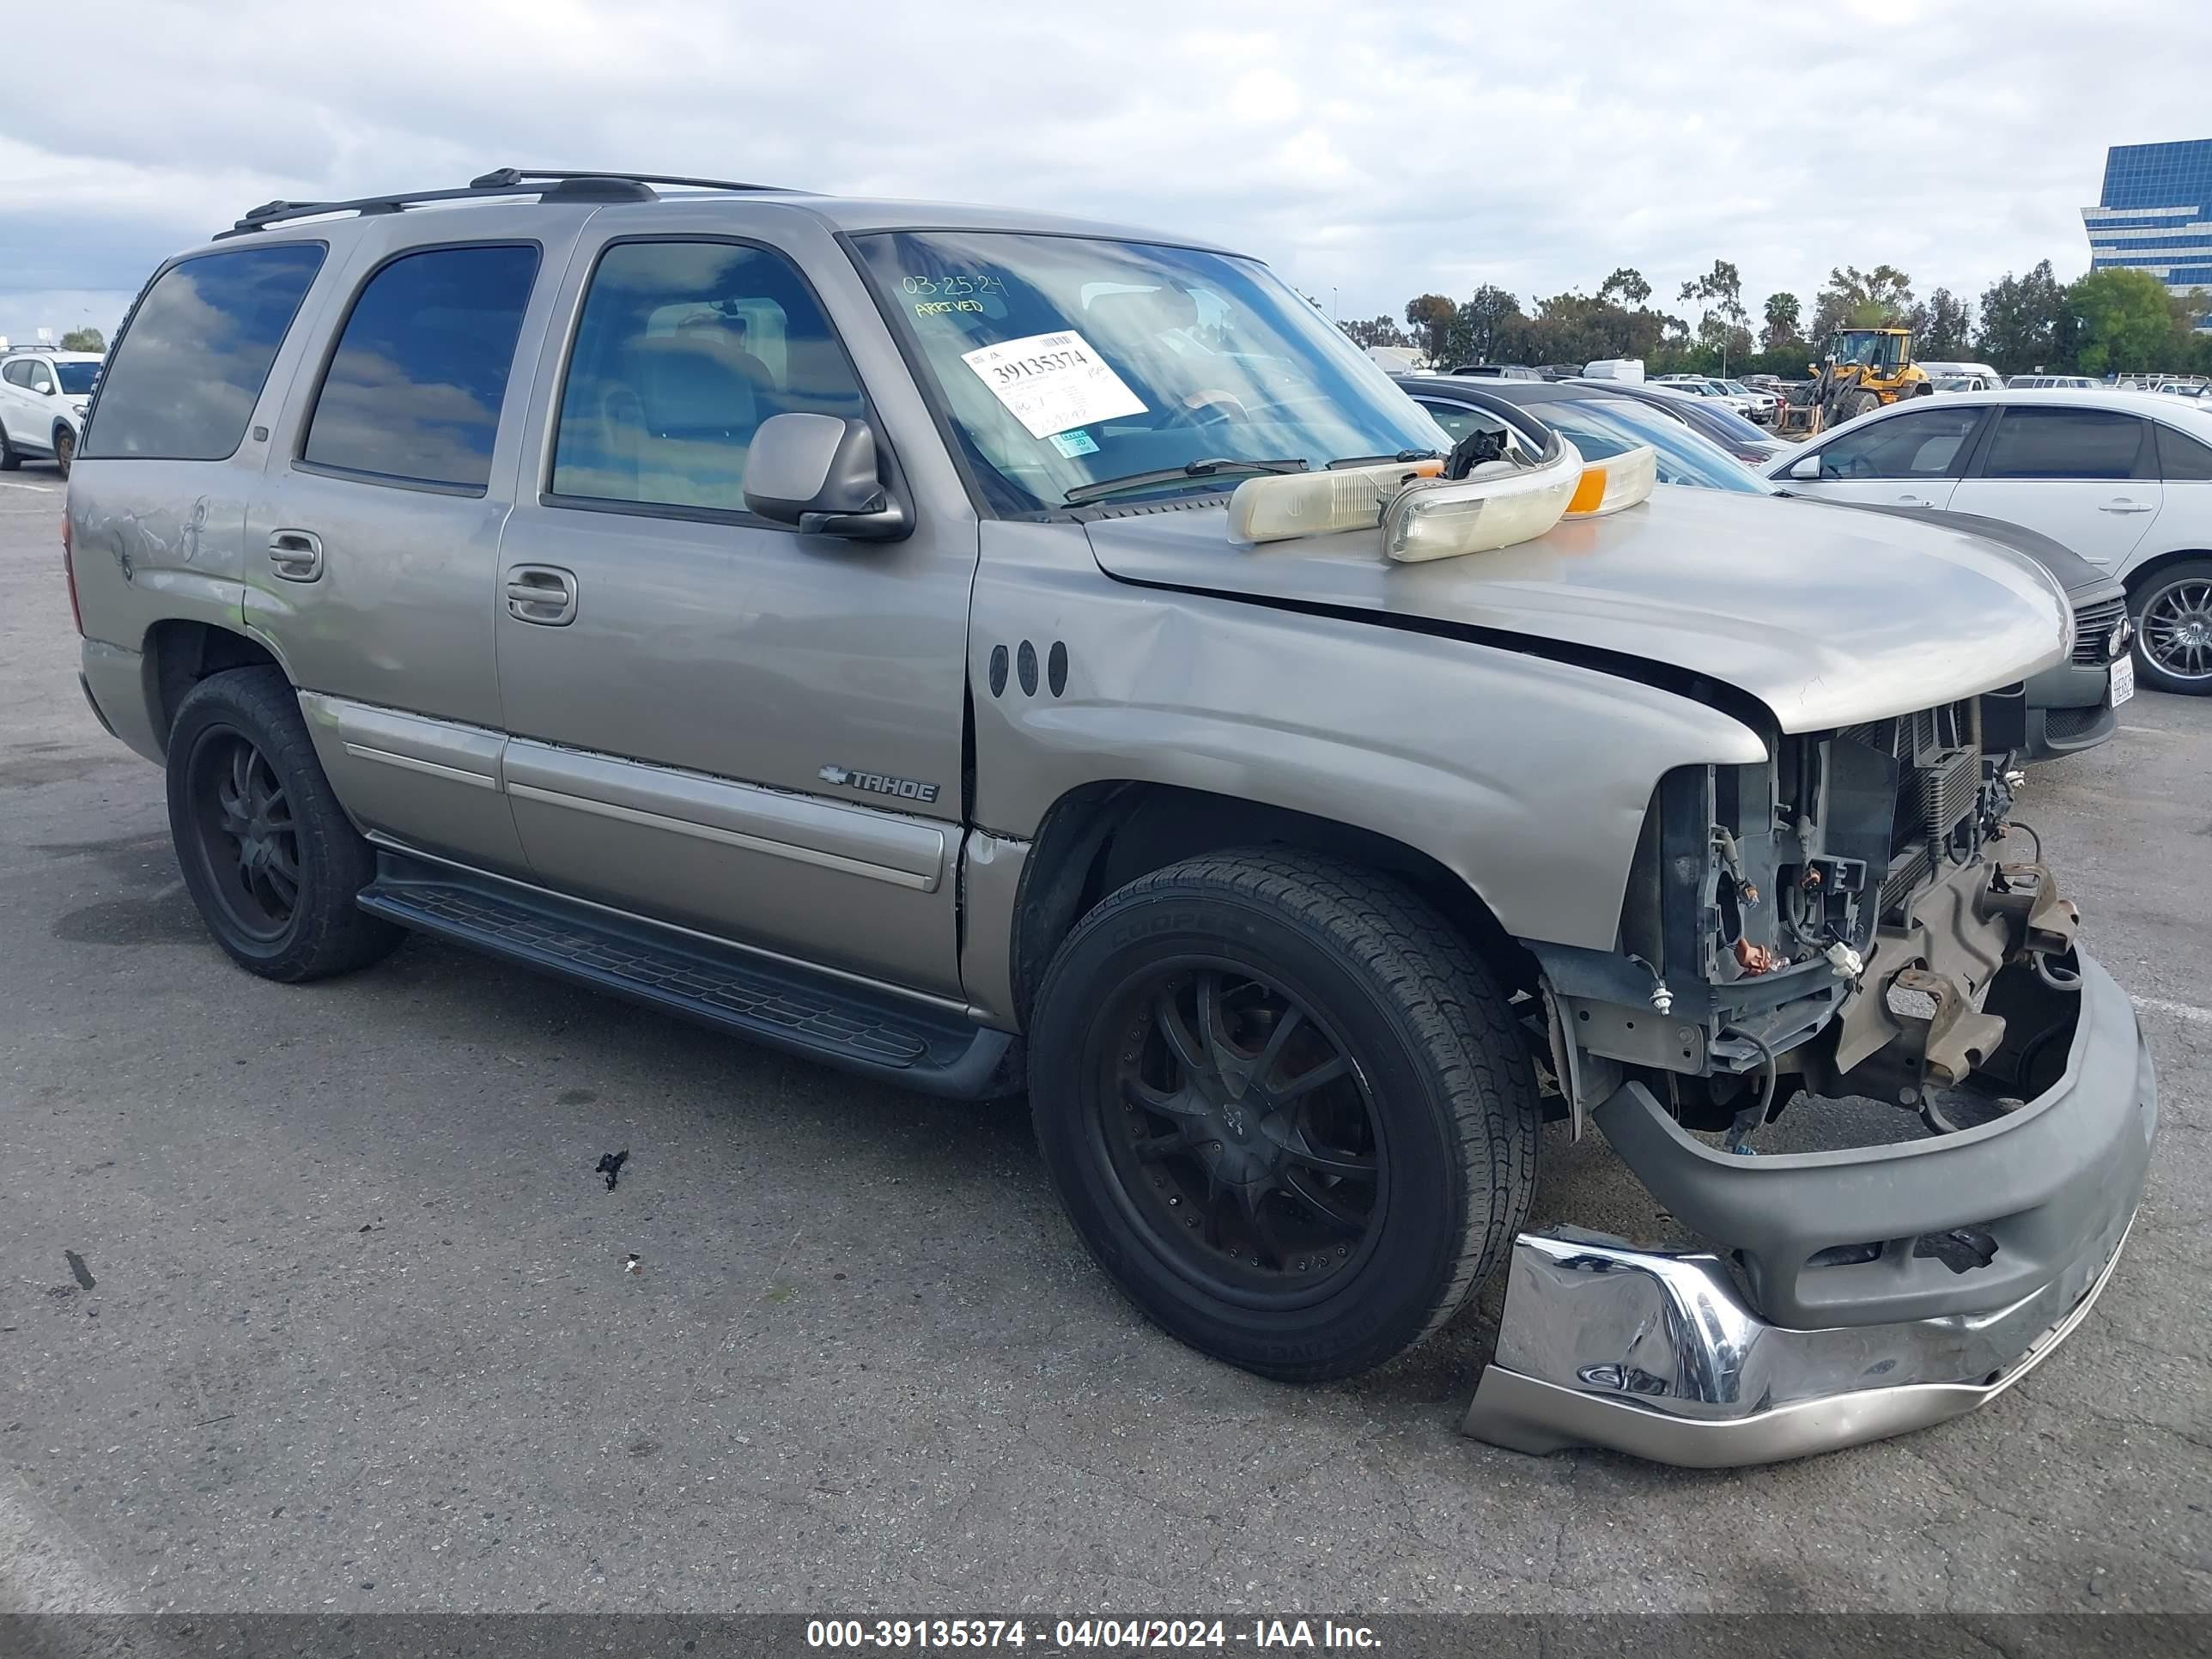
[[358, 852, 1018, 1098]]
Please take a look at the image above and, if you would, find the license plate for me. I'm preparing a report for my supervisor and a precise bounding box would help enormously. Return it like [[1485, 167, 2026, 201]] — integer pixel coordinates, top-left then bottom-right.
[[2111, 654, 2135, 707]]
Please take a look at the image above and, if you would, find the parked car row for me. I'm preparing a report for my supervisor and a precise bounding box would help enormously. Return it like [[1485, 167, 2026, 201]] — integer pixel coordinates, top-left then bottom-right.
[[63, 172, 2157, 1474]]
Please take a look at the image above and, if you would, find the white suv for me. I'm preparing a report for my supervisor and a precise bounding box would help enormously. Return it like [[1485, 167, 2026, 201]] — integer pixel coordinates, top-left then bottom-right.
[[1764, 387, 2212, 695], [0, 347, 101, 477]]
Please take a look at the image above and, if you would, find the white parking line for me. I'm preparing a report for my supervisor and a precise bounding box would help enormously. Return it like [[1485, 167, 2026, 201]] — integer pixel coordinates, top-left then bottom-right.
[[2132, 994, 2212, 1025], [0, 480, 62, 493]]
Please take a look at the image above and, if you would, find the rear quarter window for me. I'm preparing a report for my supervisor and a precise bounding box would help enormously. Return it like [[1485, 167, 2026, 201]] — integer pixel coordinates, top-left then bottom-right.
[[81, 243, 326, 461], [2155, 421, 2212, 482]]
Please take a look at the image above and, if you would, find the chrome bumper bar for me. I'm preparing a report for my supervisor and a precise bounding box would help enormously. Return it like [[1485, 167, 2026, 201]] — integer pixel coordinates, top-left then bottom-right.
[[1462, 1211, 2132, 1468]]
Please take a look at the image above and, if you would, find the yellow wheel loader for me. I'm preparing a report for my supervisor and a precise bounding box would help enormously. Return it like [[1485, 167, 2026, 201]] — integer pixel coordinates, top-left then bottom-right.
[[1776, 327, 1931, 437]]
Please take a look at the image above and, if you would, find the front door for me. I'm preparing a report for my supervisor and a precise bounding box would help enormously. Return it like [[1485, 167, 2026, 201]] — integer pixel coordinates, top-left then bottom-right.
[[1789, 401, 1987, 510], [490, 224, 977, 997], [1948, 404, 2164, 570]]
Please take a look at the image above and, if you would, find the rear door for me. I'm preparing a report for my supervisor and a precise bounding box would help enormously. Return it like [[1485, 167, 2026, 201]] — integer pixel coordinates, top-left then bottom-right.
[[488, 210, 977, 996], [1948, 404, 2161, 569], [1785, 401, 1987, 509], [245, 210, 585, 875]]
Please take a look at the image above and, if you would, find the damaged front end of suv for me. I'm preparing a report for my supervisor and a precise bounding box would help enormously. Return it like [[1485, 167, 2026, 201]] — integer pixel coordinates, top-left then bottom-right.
[[1476, 694, 2156, 1466]]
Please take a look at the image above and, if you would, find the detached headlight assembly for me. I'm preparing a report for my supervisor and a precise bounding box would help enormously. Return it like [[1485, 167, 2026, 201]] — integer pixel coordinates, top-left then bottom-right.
[[1379, 436, 1583, 562]]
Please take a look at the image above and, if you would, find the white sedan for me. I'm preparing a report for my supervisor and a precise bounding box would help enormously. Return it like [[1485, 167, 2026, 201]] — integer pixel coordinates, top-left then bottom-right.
[[1762, 387, 2212, 695]]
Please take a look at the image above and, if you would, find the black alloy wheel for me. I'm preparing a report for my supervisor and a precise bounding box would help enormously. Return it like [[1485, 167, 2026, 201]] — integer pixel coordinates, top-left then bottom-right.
[[1100, 962, 1385, 1303]]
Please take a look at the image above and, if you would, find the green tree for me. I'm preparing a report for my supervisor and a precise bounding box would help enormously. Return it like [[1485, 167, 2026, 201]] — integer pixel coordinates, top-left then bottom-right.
[[1974, 260, 2072, 374], [1760, 292, 1802, 351], [1440, 284, 1526, 367], [1403, 295, 1456, 366], [1917, 288, 1972, 358], [58, 327, 105, 352], [1811, 264, 1914, 340], [1340, 315, 1408, 349], [1674, 260, 1749, 373], [1597, 267, 1652, 307], [2068, 268, 2185, 375]]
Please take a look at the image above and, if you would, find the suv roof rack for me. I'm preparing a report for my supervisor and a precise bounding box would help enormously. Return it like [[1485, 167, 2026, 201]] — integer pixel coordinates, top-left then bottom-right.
[[216, 168, 791, 238]]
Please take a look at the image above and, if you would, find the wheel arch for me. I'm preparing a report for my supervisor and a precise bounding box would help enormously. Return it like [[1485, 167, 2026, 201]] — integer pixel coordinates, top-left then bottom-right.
[[1005, 780, 1538, 1030], [2123, 546, 2212, 599], [141, 618, 287, 757]]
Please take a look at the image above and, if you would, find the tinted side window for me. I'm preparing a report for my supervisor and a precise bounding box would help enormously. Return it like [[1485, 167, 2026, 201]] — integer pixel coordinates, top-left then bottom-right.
[[1981, 407, 2147, 480], [2156, 421, 2212, 482], [550, 240, 866, 514], [1816, 406, 1982, 480], [0, 362, 27, 388], [82, 243, 325, 461], [302, 244, 538, 490]]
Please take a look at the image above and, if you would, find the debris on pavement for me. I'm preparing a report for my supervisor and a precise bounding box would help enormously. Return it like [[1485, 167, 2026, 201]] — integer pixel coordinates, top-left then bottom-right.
[[623, 1252, 641, 1274], [596, 1150, 629, 1190], [63, 1251, 95, 1290]]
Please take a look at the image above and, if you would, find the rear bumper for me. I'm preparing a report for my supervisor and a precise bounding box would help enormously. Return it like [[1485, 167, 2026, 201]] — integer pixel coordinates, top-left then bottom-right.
[[1464, 949, 2155, 1466], [79, 639, 161, 763]]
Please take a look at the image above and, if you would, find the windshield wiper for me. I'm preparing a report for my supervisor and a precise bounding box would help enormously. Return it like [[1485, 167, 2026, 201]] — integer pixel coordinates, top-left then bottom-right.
[[1325, 448, 1443, 470], [1063, 456, 1308, 505]]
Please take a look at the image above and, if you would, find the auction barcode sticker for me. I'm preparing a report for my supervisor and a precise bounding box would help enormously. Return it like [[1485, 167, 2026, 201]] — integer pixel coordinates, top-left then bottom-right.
[[960, 330, 1146, 440]]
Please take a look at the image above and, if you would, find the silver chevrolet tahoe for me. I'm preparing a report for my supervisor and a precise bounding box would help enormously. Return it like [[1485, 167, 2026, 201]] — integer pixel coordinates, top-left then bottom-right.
[[66, 168, 2156, 1467]]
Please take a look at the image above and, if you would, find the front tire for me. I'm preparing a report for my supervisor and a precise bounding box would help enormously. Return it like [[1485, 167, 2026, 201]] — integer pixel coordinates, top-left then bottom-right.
[[0, 428, 19, 471], [166, 666, 402, 981], [1028, 850, 1540, 1382], [52, 427, 74, 478], [2130, 558, 2212, 696]]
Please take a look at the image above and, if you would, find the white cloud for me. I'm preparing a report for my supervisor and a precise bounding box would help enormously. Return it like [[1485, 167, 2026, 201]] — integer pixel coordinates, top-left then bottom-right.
[[3, 0, 2204, 343]]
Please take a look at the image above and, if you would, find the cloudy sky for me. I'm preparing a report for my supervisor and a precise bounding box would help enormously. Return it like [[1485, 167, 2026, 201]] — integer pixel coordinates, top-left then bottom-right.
[[4, 0, 2205, 345]]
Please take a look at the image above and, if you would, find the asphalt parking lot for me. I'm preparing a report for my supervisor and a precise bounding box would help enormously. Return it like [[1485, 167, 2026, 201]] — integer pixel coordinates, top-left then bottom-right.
[[1, 464, 2206, 1615]]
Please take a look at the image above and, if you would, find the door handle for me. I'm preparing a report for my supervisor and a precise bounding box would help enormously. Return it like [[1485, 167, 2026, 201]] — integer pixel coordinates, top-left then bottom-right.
[[2100, 500, 2156, 514], [504, 564, 579, 626], [1893, 495, 1932, 507], [267, 529, 324, 582]]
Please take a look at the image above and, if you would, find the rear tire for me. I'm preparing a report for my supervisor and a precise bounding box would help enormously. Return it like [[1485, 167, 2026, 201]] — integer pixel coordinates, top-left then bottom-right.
[[1028, 849, 1541, 1382], [2130, 557, 2212, 696], [166, 666, 402, 981]]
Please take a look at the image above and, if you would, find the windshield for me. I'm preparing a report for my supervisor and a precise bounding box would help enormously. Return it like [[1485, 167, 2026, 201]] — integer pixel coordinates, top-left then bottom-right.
[[1720, 380, 1751, 394], [851, 231, 1447, 512], [55, 362, 100, 396], [1538, 396, 1772, 494]]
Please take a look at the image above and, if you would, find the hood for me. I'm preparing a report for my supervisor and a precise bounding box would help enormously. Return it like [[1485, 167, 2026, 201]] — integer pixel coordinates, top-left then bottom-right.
[[1083, 486, 2069, 733]]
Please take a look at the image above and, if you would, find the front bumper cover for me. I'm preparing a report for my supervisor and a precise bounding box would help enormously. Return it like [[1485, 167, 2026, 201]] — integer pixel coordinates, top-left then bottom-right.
[[1465, 948, 2155, 1466]]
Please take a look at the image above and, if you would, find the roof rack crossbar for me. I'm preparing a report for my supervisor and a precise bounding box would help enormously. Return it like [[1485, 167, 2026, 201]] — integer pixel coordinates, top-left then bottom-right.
[[216, 169, 793, 239], [469, 167, 784, 193]]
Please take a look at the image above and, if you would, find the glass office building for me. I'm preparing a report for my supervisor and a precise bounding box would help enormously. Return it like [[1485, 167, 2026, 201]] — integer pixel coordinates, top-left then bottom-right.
[[2082, 141, 2212, 312]]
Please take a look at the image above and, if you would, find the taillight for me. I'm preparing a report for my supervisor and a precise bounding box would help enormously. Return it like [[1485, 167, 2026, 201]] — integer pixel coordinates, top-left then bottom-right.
[[61, 511, 83, 635]]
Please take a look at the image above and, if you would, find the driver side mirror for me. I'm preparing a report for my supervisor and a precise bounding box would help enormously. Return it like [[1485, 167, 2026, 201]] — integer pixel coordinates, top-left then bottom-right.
[[744, 413, 910, 541], [1786, 453, 1821, 481]]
